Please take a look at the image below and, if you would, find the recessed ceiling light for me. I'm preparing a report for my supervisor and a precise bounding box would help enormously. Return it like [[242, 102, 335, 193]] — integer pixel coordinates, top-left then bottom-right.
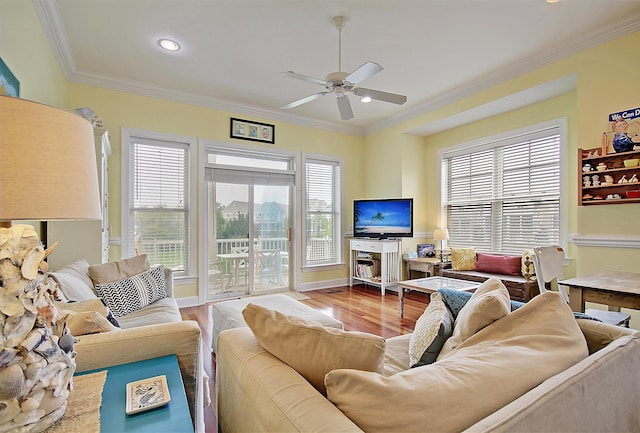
[[546, 0, 559, 3], [158, 39, 180, 51], [360, 96, 372, 103]]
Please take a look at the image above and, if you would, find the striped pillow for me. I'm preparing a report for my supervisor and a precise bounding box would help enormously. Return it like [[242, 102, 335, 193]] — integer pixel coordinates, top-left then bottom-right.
[[95, 265, 166, 317]]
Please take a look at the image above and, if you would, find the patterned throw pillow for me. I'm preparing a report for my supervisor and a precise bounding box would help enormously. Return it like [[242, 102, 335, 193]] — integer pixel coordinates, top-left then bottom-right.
[[408, 292, 454, 367], [450, 247, 476, 270], [94, 265, 166, 317]]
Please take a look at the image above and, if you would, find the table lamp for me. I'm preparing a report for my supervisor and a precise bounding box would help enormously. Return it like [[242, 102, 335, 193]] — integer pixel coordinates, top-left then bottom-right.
[[0, 95, 100, 431], [433, 228, 450, 263]]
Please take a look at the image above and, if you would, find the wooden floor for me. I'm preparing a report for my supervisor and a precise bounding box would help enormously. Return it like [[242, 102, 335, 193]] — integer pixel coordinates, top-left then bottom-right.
[[179, 284, 431, 433]]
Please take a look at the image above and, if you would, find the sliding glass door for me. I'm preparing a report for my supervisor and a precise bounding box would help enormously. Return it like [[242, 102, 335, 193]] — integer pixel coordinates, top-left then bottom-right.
[[204, 148, 294, 301]]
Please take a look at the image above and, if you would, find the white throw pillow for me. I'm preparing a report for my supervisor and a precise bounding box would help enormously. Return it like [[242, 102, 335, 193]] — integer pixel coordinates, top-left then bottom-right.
[[49, 259, 97, 301], [408, 292, 453, 367], [94, 265, 167, 317]]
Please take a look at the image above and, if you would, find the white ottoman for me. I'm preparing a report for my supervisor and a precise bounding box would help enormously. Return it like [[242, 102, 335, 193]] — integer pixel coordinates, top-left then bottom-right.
[[210, 294, 343, 352]]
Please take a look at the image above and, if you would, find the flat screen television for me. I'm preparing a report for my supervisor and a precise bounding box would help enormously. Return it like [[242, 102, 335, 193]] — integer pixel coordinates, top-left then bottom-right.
[[353, 198, 413, 239]]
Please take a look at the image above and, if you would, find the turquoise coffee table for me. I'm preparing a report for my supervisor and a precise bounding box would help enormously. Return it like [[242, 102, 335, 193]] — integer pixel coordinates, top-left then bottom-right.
[[77, 354, 194, 433]]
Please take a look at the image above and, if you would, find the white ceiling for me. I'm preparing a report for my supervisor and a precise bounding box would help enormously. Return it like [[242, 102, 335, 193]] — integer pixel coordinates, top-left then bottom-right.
[[35, 0, 640, 136]]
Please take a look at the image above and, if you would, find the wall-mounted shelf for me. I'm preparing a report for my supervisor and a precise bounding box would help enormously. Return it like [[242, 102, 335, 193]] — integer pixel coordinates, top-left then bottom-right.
[[578, 148, 640, 206]]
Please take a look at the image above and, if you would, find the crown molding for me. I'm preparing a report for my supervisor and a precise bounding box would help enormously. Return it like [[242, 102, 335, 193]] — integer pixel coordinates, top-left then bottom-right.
[[571, 234, 640, 249], [68, 70, 363, 136], [365, 13, 640, 136]]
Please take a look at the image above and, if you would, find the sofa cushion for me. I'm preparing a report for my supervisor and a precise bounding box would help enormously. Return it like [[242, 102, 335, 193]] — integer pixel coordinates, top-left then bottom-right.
[[437, 277, 510, 359], [242, 303, 385, 395], [408, 292, 453, 367], [450, 247, 476, 270], [49, 259, 97, 301], [89, 254, 150, 285], [475, 253, 522, 276], [116, 297, 182, 329], [325, 292, 589, 433], [94, 265, 167, 317]]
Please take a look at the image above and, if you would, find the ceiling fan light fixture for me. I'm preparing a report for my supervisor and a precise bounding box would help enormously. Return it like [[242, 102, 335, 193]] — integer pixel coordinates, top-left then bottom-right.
[[158, 38, 181, 51], [360, 96, 372, 103]]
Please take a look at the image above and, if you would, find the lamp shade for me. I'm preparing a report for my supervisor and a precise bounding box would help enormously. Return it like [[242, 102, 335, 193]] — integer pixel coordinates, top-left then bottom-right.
[[433, 228, 449, 241], [0, 95, 101, 221]]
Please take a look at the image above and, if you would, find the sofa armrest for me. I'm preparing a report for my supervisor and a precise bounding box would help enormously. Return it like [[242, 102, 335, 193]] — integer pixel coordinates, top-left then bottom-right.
[[74, 320, 203, 432]]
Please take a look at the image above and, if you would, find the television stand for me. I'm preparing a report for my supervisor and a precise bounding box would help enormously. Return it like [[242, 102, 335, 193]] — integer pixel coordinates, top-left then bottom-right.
[[349, 238, 401, 295]]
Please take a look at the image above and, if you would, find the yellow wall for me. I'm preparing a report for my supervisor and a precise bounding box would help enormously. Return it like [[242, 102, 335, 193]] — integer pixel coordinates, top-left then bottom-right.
[[66, 85, 365, 296]]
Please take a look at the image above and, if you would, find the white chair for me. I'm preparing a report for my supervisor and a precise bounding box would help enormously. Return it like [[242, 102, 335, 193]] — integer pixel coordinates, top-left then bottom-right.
[[532, 246, 630, 327], [255, 249, 283, 287]]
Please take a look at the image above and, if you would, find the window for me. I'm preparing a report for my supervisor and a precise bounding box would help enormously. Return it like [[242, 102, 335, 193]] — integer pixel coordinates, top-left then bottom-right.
[[303, 156, 342, 266], [441, 122, 563, 254], [122, 130, 196, 277]]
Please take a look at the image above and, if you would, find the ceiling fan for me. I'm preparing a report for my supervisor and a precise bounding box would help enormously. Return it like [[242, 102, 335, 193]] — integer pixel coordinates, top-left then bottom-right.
[[280, 16, 407, 121]]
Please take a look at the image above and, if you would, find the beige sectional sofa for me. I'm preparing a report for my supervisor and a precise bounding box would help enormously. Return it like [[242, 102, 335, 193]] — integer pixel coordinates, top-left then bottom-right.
[[49, 257, 207, 433], [216, 279, 640, 433]]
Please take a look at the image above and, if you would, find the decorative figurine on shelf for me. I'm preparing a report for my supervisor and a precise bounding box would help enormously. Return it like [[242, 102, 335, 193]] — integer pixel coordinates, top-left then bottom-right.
[[597, 162, 607, 171], [583, 175, 591, 187], [604, 174, 614, 184], [618, 175, 628, 184], [591, 174, 600, 186], [582, 164, 592, 173], [630, 174, 638, 183]]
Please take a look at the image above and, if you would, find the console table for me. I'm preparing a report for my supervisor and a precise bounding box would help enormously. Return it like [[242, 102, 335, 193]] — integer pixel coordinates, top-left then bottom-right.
[[76, 355, 193, 432], [349, 238, 401, 295]]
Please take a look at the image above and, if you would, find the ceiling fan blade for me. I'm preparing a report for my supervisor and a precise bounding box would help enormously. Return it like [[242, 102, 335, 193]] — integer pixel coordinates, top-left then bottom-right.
[[281, 71, 327, 86], [281, 92, 328, 109], [353, 87, 407, 105], [345, 61, 383, 85], [336, 94, 354, 120]]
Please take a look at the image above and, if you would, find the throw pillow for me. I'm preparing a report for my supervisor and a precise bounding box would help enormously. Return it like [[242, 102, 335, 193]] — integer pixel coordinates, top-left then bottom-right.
[[325, 292, 588, 433], [89, 254, 150, 285], [94, 265, 166, 317], [48, 259, 97, 301], [242, 303, 385, 396], [437, 277, 510, 359], [475, 253, 522, 276], [408, 292, 453, 367], [521, 249, 537, 279], [55, 298, 120, 328], [59, 310, 117, 336], [450, 247, 476, 270]]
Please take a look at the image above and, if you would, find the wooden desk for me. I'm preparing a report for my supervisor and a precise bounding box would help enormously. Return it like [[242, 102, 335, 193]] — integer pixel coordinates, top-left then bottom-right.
[[404, 257, 445, 279], [560, 271, 640, 313]]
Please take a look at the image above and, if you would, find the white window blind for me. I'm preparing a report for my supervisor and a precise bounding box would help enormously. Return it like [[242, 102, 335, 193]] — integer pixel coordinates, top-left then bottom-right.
[[304, 158, 341, 266], [128, 137, 190, 274], [442, 128, 560, 254]]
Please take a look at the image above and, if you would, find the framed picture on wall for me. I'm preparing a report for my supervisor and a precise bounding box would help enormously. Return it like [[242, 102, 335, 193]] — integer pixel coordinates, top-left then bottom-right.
[[230, 117, 275, 144]]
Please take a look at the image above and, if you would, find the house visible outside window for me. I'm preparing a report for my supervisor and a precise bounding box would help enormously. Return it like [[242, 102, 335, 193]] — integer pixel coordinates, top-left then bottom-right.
[[121, 129, 196, 277], [440, 121, 564, 254], [303, 156, 342, 267]]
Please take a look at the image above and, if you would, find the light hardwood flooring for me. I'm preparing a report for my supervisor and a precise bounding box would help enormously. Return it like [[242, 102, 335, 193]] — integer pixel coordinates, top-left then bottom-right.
[[179, 284, 430, 433]]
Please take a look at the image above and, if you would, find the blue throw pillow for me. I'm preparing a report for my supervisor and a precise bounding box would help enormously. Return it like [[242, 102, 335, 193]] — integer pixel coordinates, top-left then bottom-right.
[[439, 288, 601, 322]]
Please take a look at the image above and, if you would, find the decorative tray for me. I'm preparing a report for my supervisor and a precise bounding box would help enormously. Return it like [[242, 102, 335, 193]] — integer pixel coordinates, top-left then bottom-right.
[[125, 375, 171, 415]]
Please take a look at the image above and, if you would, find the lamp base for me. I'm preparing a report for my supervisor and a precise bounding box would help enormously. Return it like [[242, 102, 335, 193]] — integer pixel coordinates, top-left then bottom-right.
[[0, 225, 75, 432]]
